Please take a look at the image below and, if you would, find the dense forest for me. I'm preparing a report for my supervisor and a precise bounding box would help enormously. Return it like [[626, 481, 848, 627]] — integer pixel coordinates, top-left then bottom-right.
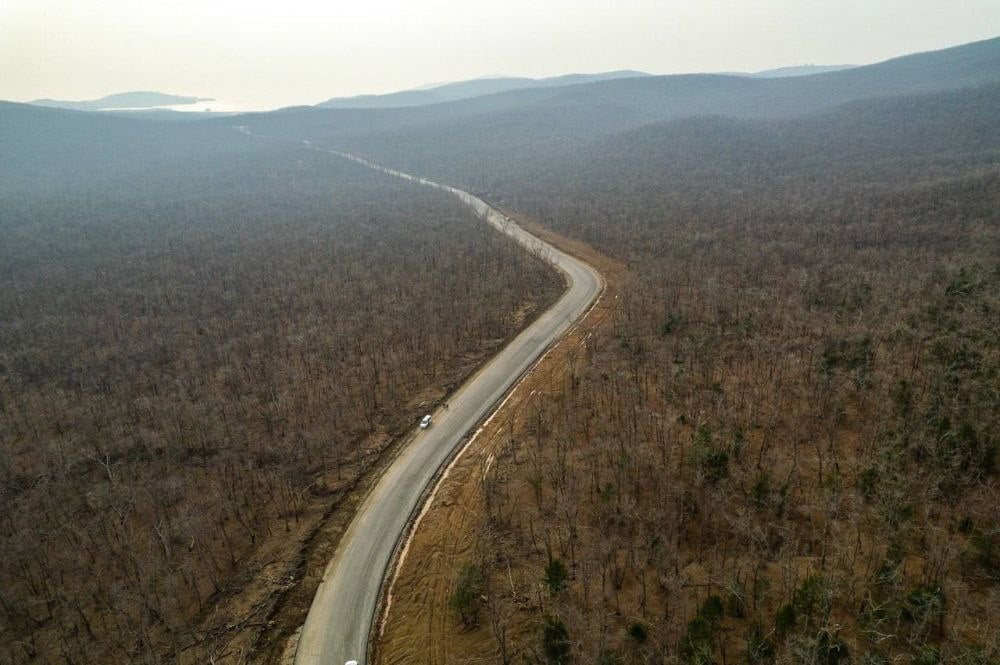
[[350, 74, 1000, 662], [0, 111, 560, 663]]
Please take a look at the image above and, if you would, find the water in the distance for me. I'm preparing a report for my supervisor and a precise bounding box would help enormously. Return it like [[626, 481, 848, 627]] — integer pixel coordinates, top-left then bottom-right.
[[103, 98, 284, 114]]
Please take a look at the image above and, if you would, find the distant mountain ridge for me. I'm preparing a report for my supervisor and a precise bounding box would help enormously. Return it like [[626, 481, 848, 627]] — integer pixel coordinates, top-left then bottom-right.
[[747, 64, 856, 77], [316, 66, 858, 111], [30, 91, 212, 111], [317, 71, 649, 109], [220, 34, 1000, 198], [317, 40, 994, 111], [243, 35, 1000, 150]]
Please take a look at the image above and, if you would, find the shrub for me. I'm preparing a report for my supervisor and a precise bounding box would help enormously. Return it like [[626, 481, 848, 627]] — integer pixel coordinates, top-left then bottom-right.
[[661, 313, 682, 336], [701, 595, 724, 623], [628, 620, 648, 643], [957, 516, 975, 534], [544, 558, 569, 594], [450, 562, 484, 627], [681, 596, 725, 664], [901, 585, 945, 625], [541, 615, 571, 664], [858, 466, 879, 501], [775, 604, 796, 636], [690, 425, 729, 484], [681, 616, 716, 665], [792, 575, 826, 627], [751, 470, 772, 510]]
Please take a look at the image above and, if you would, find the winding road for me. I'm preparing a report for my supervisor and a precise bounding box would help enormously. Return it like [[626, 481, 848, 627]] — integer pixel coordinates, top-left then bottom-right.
[[292, 145, 603, 665]]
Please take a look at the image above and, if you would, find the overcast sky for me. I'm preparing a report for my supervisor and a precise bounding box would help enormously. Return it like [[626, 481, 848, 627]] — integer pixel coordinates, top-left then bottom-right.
[[2, 0, 998, 109]]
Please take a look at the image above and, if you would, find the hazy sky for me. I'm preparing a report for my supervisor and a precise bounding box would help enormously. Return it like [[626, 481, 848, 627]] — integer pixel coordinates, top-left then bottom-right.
[[2, 0, 998, 109]]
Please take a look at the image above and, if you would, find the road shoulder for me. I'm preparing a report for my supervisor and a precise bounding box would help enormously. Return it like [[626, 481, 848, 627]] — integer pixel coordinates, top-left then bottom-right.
[[374, 213, 625, 663]]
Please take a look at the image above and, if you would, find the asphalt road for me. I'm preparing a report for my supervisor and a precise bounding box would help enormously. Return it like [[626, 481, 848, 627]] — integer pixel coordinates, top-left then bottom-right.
[[292, 145, 602, 665]]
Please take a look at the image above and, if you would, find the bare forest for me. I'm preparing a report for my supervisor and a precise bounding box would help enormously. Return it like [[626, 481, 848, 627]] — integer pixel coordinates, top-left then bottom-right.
[[0, 122, 560, 663], [365, 85, 1000, 663], [2, 35, 998, 665]]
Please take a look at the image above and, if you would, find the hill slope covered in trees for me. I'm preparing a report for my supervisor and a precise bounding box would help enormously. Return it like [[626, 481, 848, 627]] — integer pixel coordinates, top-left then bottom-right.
[[2, 33, 998, 665], [344, 51, 1000, 665], [0, 106, 560, 663], [243, 35, 1000, 160], [317, 71, 648, 109]]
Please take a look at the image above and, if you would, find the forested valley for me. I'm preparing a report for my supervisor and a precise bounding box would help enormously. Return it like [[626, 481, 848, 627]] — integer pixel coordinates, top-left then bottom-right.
[[317, 74, 1000, 662], [2, 34, 998, 665], [0, 108, 560, 663]]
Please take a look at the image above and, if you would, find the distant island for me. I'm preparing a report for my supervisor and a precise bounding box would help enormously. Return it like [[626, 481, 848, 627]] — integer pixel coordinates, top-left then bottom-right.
[[29, 91, 213, 111]]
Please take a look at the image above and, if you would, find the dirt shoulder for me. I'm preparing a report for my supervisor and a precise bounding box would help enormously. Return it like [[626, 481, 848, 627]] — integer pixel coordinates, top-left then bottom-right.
[[374, 213, 625, 664]]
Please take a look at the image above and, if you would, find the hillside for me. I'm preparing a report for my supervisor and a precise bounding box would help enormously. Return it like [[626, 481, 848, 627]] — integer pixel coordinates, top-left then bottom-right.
[[0, 102, 233, 189], [378, 80, 1000, 664], [4, 31, 999, 665], [747, 64, 856, 77], [316, 70, 648, 109], [242, 35, 1000, 174], [310, 36, 995, 121], [0, 103, 561, 664]]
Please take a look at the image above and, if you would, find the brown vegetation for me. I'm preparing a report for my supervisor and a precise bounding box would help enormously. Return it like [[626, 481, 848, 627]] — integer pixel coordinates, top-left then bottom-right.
[[374, 87, 999, 664], [3, 65, 998, 665], [376, 217, 625, 664], [0, 137, 561, 663]]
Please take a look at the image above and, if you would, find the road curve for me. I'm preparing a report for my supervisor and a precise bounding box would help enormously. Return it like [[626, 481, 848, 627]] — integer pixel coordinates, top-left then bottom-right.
[[293, 145, 602, 665]]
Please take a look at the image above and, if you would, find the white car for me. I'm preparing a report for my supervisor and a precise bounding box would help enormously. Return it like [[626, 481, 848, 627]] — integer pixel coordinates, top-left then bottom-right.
[[419, 414, 432, 429]]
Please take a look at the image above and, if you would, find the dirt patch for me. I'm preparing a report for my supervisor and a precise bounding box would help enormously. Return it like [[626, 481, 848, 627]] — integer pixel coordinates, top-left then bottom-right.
[[374, 216, 625, 663]]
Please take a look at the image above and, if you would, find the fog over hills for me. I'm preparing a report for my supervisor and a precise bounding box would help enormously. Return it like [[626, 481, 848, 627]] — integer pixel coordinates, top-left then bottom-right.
[[306, 37, 992, 116], [8, 34, 984, 197], [317, 70, 649, 109], [237, 35, 1000, 166], [2, 28, 999, 665], [315, 66, 856, 111]]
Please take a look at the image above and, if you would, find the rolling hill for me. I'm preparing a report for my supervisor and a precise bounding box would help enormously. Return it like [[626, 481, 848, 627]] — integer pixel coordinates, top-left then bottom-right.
[[363, 42, 1000, 665], [242, 36, 1000, 159], [747, 63, 856, 77], [316, 71, 648, 108], [226, 35, 999, 195]]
